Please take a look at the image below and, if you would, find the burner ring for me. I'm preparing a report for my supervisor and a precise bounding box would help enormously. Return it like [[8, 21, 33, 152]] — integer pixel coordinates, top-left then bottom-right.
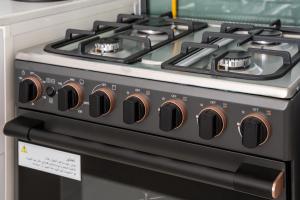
[[138, 17, 173, 35], [249, 28, 283, 45], [218, 51, 251, 71], [95, 38, 120, 53]]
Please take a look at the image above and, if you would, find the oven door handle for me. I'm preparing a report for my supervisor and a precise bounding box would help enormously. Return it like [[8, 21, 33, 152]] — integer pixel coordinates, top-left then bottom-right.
[[4, 116, 284, 199]]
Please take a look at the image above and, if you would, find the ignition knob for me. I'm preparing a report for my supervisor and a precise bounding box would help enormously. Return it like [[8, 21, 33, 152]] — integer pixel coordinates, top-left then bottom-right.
[[89, 88, 115, 117], [58, 82, 84, 111], [239, 113, 271, 148], [159, 99, 187, 132], [198, 106, 227, 140], [123, 93, 150, 124], [19, 75, 43, 103]]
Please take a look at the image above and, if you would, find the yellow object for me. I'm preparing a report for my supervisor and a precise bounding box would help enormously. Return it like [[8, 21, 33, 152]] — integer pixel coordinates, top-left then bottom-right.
[[21, 146, 27, 153], [172, 0, 178, 19]]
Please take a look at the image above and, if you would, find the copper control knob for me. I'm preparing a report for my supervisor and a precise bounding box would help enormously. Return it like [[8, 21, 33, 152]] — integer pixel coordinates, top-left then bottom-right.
[[19, 75, 43, 103], [239, 113, 272, 148], [159, 99, 187, 132], [198, 106, 227, 140], [58, 82, 84, 111], [123, 93, 150, 124], [89, 88, 115, 117]]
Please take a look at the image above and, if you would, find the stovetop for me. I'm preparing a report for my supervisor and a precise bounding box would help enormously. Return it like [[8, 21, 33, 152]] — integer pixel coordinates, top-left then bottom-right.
[[44, 14, 207, 64], [15, 14, 300, 99]]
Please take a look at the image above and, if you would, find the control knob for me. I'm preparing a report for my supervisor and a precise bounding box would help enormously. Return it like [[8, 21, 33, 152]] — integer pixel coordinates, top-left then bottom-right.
[[123, 93, 150, 124], [89, 88, 115, 117], [198, 106, 227, 140], [159, 99, 187, 132], [19, 75, 43, 103], [239, 113, 271, 148], [58, 82, 84, 111]]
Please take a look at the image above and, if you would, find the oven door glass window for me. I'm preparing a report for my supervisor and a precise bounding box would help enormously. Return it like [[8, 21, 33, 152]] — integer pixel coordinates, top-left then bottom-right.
[[18, 154, 265, 200]]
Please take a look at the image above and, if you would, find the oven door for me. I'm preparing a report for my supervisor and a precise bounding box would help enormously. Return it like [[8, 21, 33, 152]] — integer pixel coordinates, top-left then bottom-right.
[[4, 109, 287, 200]]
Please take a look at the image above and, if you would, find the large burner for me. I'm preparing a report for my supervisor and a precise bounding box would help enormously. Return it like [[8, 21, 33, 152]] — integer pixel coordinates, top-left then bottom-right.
[[94, 38, 120, 53], [218, 51, 251, 71], [249, 29, 283, 45]]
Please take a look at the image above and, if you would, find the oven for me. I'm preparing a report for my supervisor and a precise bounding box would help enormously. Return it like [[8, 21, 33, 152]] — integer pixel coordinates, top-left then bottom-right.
[[4, 108, 287, 200]]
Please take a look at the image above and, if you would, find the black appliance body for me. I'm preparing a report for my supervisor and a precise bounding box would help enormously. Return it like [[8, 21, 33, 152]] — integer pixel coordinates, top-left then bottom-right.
[[3, 60, 300, 200]]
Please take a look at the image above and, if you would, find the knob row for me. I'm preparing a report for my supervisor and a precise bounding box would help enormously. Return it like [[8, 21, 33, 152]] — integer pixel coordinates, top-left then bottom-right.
[[19, 77, 271, 148]]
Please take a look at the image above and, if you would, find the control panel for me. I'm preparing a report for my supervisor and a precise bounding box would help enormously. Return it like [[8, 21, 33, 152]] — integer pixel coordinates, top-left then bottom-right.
[[15, 62, 289, 160]]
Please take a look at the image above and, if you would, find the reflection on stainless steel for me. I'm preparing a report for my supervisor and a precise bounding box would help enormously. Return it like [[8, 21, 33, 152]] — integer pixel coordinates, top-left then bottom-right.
[[227, 64, 263, 75], [138, 192, 165, 200], [250, 29, 283, 45], [177, 38, 234, 66], [283, 33, 300, 39], [175, 24, 189, 31], [172, 40, 182, 56], [138, 29, 167, 35], [137, 23, 188, 35], [141, 27, 217, 66]]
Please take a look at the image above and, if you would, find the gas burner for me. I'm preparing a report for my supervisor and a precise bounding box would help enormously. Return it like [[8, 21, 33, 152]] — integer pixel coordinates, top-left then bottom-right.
[[138, 18, 173, 35], [94, 38, 120, 53], [249, 29, 283, 45], [218, 51, 251, 71]]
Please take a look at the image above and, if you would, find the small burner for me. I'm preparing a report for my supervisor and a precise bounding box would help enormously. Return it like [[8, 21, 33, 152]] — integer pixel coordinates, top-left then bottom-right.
[[138, 18, 173, 35], [94, 38, 120, 53], [218, 51, 251, 71], [249, 29, 283, 45]]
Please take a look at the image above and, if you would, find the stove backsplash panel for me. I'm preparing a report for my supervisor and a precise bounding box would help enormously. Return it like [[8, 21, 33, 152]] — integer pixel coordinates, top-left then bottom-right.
[[148, 0, 300, 26]]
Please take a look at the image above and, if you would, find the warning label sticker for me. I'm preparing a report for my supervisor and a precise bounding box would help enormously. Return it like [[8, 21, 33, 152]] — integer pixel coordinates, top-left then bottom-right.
[[18, 141, 81, 181]]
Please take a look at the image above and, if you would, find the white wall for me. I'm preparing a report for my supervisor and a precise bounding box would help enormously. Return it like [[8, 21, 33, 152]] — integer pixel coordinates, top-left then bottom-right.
[[0, 27, 5, 200], [0, 155, 3, 200]]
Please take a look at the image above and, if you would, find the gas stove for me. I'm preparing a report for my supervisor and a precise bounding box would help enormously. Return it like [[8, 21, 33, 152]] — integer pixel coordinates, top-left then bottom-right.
[[16, 14, 300, 99], [4, 12, 300, 200]]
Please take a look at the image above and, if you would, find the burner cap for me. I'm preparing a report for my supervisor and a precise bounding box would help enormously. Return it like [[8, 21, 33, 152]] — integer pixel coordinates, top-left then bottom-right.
[[95, 38, 120, 53], [218, 51, 251, 71], [138, 18, 173, 35], [249, 29, 283, 45]]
